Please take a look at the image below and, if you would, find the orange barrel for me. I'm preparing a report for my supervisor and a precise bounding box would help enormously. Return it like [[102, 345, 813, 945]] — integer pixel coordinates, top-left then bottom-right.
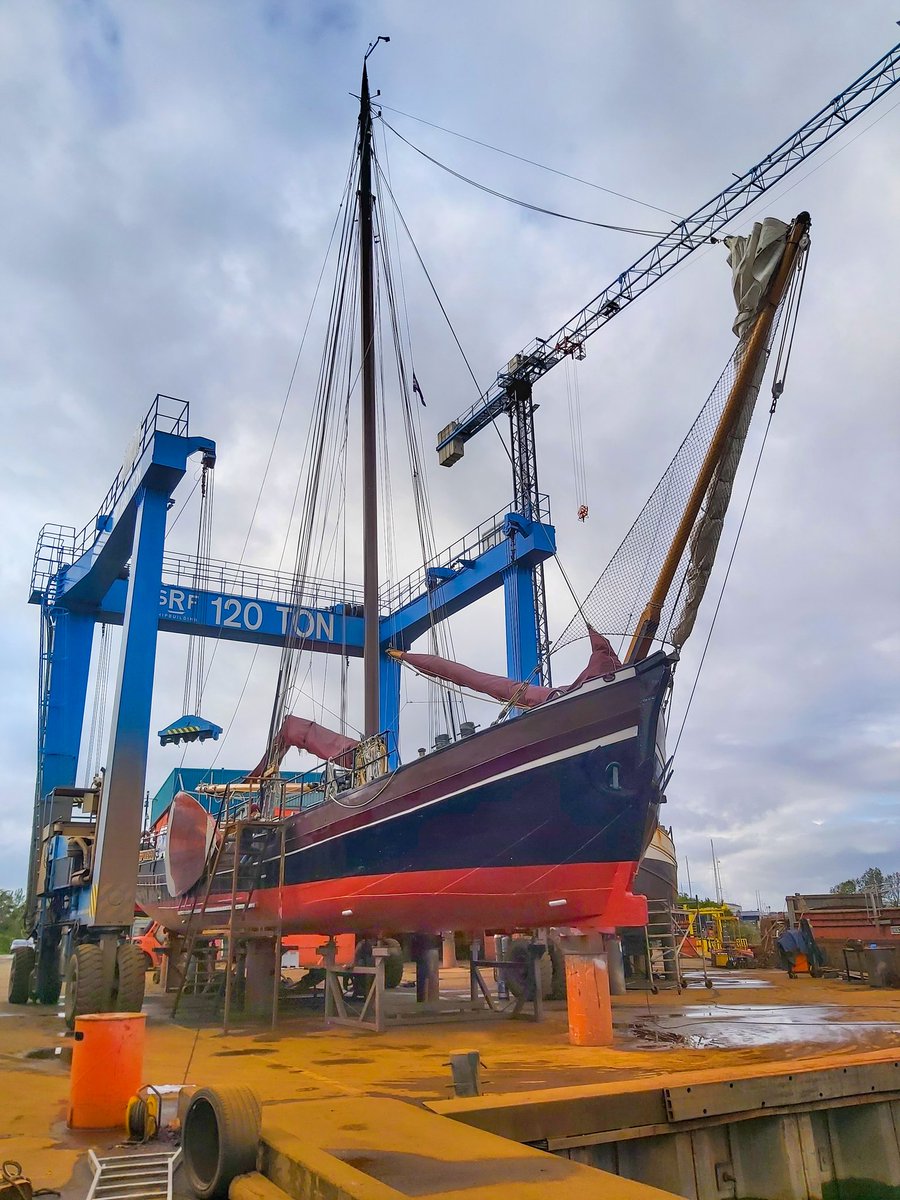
[[68, 1012, 146, 1129]]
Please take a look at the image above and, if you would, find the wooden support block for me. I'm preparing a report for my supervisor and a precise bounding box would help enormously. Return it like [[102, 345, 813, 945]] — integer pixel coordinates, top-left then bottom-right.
[[564, 951, 613, 1046]]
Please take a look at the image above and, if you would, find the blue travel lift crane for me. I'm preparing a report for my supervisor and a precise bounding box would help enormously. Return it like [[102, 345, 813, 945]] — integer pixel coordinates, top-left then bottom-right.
[[17, 394, 556, 1024], [12, 39, 900, 1024]]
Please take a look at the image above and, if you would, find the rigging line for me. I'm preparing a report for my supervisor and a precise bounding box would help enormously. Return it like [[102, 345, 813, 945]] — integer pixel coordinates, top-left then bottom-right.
[[198, 157, 360, 777], [382, 119, 673, 237], [166, 472, 201, 533], [378, 100, 684, 219], [375, 161, 514, 470], [550, 555, 594, 645], [373, 160, 484, 395], [671, 409, 775, 760], [372, 183, 467, 729], [198, 159, 356, 713]]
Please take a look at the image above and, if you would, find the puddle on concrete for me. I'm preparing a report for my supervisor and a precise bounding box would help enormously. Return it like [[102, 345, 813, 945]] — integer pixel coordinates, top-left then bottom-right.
[[682, 969, 773, 990], [212, 1047, 276, 1057], [632, 1004, 900, 1051], [311, 1057, 373, 1066]]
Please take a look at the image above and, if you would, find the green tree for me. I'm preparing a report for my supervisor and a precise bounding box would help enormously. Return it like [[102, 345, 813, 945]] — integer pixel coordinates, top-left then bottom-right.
[[858, 866, 885, 894], [830, 879, 858, 895], [0, 888, 26, 953], [883, 872, 900, 906]]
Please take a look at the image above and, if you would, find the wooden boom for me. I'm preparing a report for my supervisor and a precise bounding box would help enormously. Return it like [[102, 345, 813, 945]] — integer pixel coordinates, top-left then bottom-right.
[[625, 211, 811, 664]]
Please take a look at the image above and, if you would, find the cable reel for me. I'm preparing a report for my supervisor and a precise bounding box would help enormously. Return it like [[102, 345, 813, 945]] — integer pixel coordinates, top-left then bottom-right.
[[125, 1085, 162, 1142]]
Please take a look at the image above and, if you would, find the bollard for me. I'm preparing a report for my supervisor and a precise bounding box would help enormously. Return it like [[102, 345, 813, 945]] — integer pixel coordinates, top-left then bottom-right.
[[68, 1012, 146, 1128]]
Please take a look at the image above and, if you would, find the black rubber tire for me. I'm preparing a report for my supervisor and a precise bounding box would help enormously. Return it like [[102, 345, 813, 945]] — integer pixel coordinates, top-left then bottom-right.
[[35, 948, 62, 1006], [182, 1086, 262, 1200], [381, 938, 403, 990], [114, 942, 146, 1012], [8, 947, 35, 1005], [503, 939, 548, 1001], [64, 944, 105, 1029]]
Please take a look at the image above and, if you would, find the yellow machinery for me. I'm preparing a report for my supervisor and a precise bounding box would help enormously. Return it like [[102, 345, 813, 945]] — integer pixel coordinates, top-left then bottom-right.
[[677, 904, 754, 968]]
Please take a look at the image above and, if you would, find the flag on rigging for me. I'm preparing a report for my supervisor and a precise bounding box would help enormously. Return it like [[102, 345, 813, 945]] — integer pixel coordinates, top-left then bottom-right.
[[412, 374, 426, 406]]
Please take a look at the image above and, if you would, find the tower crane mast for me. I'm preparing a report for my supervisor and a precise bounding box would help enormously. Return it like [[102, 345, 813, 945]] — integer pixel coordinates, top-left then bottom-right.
[[436, 40, 900, 683]]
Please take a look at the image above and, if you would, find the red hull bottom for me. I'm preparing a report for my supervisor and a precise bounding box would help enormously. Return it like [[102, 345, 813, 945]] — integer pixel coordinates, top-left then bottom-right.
[[144, 861, 647, 935]]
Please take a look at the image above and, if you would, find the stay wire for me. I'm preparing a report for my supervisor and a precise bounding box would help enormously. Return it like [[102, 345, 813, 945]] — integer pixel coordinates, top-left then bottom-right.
[[382, 120, 673, 237], [195, 155, 356, 722], [193, 148, 359, 784], [372, 165, 467, 731], [378, 100, 683, 219], [374, 160, 514, 469]]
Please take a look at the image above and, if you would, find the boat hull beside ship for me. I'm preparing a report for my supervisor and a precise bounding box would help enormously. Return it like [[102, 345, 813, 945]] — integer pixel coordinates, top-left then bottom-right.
[[634, 823, 678, 906], [137, 651, 672, 935]]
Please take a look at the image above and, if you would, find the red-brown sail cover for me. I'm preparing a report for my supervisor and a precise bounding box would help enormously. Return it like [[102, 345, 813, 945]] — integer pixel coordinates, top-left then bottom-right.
[[569, 626, 622, 686], [250, 716, 358, 778], [392, 653, 554, 707], [393, 626, 621, 707], [253, 629, 621, 775]]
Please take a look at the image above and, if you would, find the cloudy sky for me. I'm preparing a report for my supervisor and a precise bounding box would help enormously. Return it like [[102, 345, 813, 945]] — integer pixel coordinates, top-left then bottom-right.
[[1, 2, 898, 910]]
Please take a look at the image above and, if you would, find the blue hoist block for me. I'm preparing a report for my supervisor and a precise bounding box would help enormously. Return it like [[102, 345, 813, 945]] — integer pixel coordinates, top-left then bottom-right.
[[158, 714, 223, 746]]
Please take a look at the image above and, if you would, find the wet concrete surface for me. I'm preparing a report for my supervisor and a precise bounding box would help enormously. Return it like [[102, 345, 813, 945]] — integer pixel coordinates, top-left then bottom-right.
[[3, 958, 900, 1196], [620, 1002, 900, 1051]]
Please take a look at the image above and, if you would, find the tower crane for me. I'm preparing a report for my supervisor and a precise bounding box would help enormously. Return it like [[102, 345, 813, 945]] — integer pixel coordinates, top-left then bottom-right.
[[436, 40, 900, 685]]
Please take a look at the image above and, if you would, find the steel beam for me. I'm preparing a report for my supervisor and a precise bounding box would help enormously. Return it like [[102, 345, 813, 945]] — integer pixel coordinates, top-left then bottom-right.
[[38, 609, 94, 798], [91, 486, 174, 928]]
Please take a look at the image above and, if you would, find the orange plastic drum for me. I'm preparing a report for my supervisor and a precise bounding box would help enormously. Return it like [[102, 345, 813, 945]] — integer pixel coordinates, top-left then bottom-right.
[[68, 1012, 146, 1129]]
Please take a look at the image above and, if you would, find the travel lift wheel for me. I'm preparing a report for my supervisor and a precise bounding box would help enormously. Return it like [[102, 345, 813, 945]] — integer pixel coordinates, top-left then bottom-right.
[[35, 945, 62, 1006], [64, 942, 148, 1028], [7, 946, 35, 1005], [182, 1086, 262, 1200], [64, 944, 105, 1028], [114, 942, 147, 1012]]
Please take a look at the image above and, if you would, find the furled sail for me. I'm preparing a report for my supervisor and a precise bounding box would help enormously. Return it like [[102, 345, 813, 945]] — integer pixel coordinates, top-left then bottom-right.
[[388, 627, 621, 708], [249, 716, 358, 778], [671, 218, 789, 648]]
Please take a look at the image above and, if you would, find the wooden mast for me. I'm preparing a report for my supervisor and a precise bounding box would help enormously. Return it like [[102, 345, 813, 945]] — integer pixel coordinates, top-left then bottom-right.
[[625, 211, 811, 665], [358, 65, 379, 736]]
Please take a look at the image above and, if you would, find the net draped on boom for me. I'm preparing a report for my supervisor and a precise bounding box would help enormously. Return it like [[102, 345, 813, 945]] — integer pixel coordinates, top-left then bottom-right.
[[555, 217, 798, 659]]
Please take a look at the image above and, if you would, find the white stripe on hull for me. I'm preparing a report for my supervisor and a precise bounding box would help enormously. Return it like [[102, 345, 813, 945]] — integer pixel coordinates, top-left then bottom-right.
[[283, 723, 640, 861]]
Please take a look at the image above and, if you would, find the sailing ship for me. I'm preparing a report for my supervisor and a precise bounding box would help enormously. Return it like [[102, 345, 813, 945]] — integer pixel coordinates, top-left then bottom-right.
[[136, 64, 810, 940]]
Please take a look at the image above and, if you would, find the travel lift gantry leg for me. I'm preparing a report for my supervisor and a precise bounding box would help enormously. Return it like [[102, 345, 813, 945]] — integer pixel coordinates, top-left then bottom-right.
[[54, 398, 215, 1022]]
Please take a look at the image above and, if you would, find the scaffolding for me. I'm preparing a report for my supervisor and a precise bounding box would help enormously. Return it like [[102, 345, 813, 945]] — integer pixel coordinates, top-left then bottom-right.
[[171, 814, 287, 1032]]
